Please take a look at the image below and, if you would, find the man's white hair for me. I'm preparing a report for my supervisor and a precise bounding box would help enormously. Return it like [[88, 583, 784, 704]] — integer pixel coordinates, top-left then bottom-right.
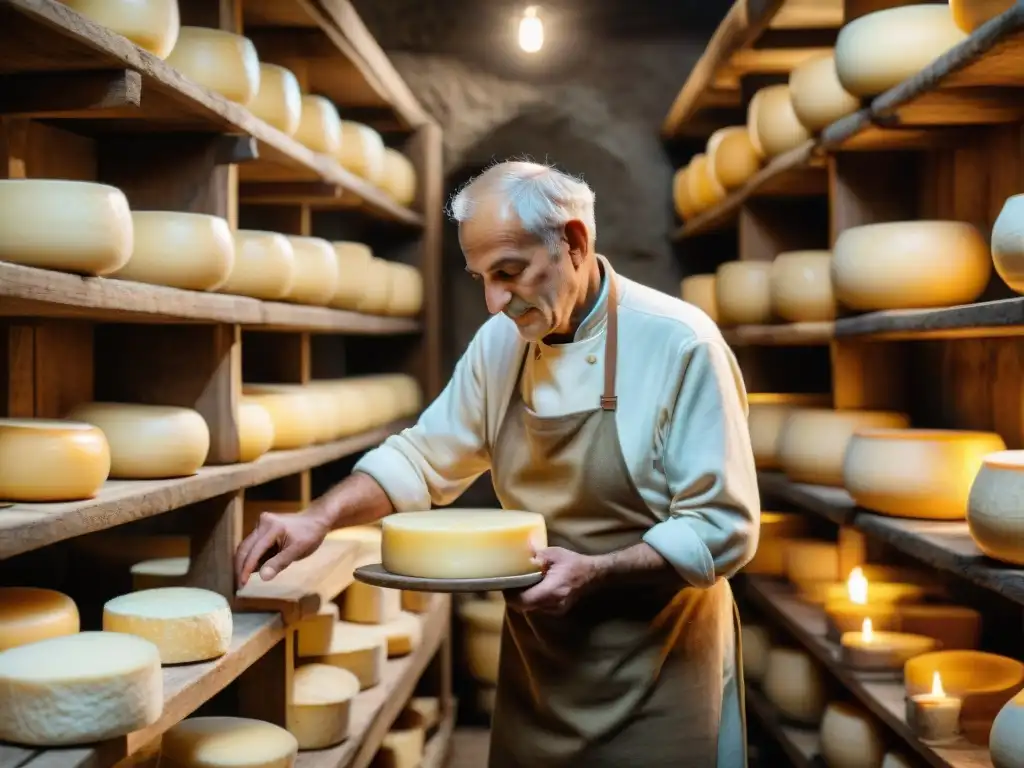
[[447, 160, 596, 253]]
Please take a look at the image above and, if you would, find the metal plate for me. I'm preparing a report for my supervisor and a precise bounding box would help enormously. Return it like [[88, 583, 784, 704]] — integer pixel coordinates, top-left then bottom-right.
[[353, 562, 544, 593]]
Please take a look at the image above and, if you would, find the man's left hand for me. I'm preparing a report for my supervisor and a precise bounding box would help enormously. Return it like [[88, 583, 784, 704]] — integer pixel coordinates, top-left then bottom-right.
[[504, 546, 602, 615]]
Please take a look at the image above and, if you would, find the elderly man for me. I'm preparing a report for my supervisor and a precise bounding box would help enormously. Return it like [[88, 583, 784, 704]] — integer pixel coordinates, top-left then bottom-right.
[[236, 160, 759, 767]]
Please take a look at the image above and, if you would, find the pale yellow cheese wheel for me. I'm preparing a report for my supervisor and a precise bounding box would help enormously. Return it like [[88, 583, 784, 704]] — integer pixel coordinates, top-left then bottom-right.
[[844, 428, 1006, 520], [111, 211, 234, 291], [330, 241, 374, 310], [788, 53, 860, 133], [762, 647, 827, 725], [747, 392, 832, 470], [239, 393, 318, 450], [457, 598, 505, 633], [355, 257, 394, 315], [380, 148, 417, 207], [680, 274, 718, 323], [284, 236, 340, 306], [715, 260, 773, 326], [784, 539, 840, 585], [385, 262, 424, 317], [295, 95, 342, 156], [835, 5, 968, 97], [769, 250, 835, 322], [0, 418, 110, 502], [0, 179, 133, 276], [237, 401, 275, 463], [742, 512, 810, 576], [60, 0, 180, 59], [819, 702, 887, 768], [65, 402, 211, 479], [465, 627, 500, 685], [991, 193, 1024, 294], [242, 385, 337, 444], [706, 126, 761, 191], [832, 220, 991, 311], [740, 624, 770, 682], [748, 84, 811, 160], [686, 153, 727, 212], [672, 165, 700, 221], [219, 230, 295, 301], [131, 556, 189, 591], [0, 587, 80, 652], [162, 717, 299, 768], [165, 26, 261, 105], [746, 89, 768, 159], [337, 121, 386, 184], [951, 0, 1015, 32], [247, 63, 302, 136], [967, 451, 1024, 566], [288, 663, 360, 749]]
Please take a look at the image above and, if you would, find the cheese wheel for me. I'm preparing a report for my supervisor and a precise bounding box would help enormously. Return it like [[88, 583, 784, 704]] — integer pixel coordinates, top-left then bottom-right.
[[715, 260, 773, 326], [680, 274, 718, 323], [165, 27, 261, 105], [707, 126, 761, 191], [237, 401, 275, 463], [951, 0, 1015, 32], [991, 193, 1024, 294], [103, 587, 232, 664], [762, 647, 826, 725], [330, 241, 374, 309], [131, 557, 189, 591], [340, 581, 402, 625], [741, 624, 770, 682], [0, 631, 162, 746], [748, 85, 811, 160], [770, 250, 835, 322], [686, 153, 727, 212], [240, 393, 318, 450], [380, 149, 417, 207], [0, 588, 79, 652], [378, 611, 421, 657], [317, 621, 388, 689], [832, 221, 990, 311], [408, 697, 441, 731], [747, 393, 832, 470], [458, 598, 505, 633], [819, 702, 887, 768], [161, 717, 298, 768], [401, 591, 434, 614], [242, 384, 339, 444], [284, 236, 339, 306], [672, 165, 700, 221], [746, 89, 768, 159], [112, 211, 234, 291], [834, 6, 968, 98], [465, 627, 500, 685], [0, 418, 110, 502], [289, 663, 360, 750], [218, 230, 295, 301], [377, 710, 426, 768], [742, 512, 810, 576], [294, 95, 343, 156], [355, 257, 394, 315], [296, 603, 339, 657], [337, 121, 386, 184], [785, 540, 840, 585], [382, 509, 548, 579], [65, 402, 210, 479], [61, 0, 180, 58], [0, 179, 133, 275], [788, 54, 860, 133], [386, 262, 424, 316], [248, 64, 302, 136], [990, 690, 1024, 768], [967, 451, 1024, 566]]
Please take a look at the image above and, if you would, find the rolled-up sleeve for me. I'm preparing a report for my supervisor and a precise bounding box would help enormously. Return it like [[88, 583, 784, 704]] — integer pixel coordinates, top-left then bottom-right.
[[642, 338, 760, 588]]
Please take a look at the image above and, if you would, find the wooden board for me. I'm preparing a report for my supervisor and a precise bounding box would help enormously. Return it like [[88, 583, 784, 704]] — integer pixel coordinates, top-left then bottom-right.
[[758, 471, 857, 524], [722, 321, 834, 346], [354, 563, 544, 593], [833, 298, 1024, 341]]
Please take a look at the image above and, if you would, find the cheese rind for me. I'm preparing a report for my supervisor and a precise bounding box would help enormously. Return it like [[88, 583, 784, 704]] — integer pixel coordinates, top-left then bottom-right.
[[165, 27, 261, 105], [770, 250, 835, 322], [296, 602, 340, 657], [61, 0, 180, 58], [161, 716, 298, 768], [747, 393, 832, 470], [748, 85, 810, 159], [819, 702, 886, 768], [788, 54, 859, 133], [337, 121, 386, 183], [379, 611, 421, 657], [288, 663, 360, 750], [706, 126, 761, 191], [237, 401, 275, 463], [340, 581, 402, 625], [0, 587, 80, 651], [715, 260, 772, 327], [0, 418, 111, 502], [0, 631, 162, 746], [220, 230, 295, 301], [295, 95, 343, 155], [317, 621, 388, 689], [763, 647, 826, 725], [102, 587, 232, 664], [380, 149, 417, 207], [284, 236, 340, 306], [680, 274, 718, 324], [248, 64, 303, 136], [330, 241, 374, 309], [132, 556, 190, 591]]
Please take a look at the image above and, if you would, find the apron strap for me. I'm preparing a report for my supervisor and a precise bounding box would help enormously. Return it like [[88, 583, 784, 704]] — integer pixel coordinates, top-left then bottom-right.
[[601, 262, 619, 411]]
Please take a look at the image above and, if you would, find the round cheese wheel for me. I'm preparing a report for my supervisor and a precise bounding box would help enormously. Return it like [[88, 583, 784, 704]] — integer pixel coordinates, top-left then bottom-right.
[[247, 63, 302, 136], [770, 250, 835, 322], [819, 702, 887, 768], [131, 556, 190, 591], [161, 717, 299, 768], [283, 236, 339, 306], [785, 539, 840, 586], [788, 53, 860, 133], [386, 262, 424, 316], [308, 380, 377, 436], [762, 647, 826, 725], [165, 26, 261, 106], [686, 153, 727, 212], [61, 0, 180, 59], [341, 580, 402, 625], [376, 611, 421, 657], [64, 402, 210, 479], [330, 241, 374, 309], [747, 393, 832, 470], [338, 121, 386, 184], [0, 587, 79, 652], [951, 0, 1015, 32], [715, 260, 773, 326], [740, 624, 770, 682], [237, 401, 275, 463], [0, 418, 110, 502], [0, 179, 133, 275], [219, 230, 295, 301], [288, 663, 360, 749], [458, 598, 505, 633], [294, 95, 343, 156], [239, 392, 318, 450], [778, 408, 911, 487], [243, 384, 341, 444], [380, 148, 417, 207], [991, 193, 1024, 294], [832, 220, 991, 311], [326, 525, 383, 564], [835, 5, 968, 98], [680, 274, 718, 323], [0, 631, 162, 746], [844, 428, 1006, 520], [382, 509, 548, 579], [319, 620, 388, 689], [990, 690, 1024, 768], [401, 590, 433, 614], [743, 512, 810, 576], [355, 257, 394, 315], [672, 165, 700, 221], [465, 627, 500, 685], [707, 126, 761, 191], [112, 211, 234, 291], [968, 451, 1024, 566], [748, 84, 811, 160], [103, 587, 232, 664]]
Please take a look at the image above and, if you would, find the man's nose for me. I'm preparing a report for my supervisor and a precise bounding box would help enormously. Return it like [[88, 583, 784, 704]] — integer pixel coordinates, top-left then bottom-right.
[[485, 282, 511, 315]]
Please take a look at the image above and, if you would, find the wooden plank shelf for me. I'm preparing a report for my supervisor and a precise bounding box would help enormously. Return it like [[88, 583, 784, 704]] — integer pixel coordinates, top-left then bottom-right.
[[0, 262, 421, 334], [745, 577, 994, 768], [420, 705, 456, 768], [0, 420, 412, 560], [722, 321, 833, 346], [745, 687, 822, 768], [832, 298, 1024, 341], [758, 471, 857, 525]]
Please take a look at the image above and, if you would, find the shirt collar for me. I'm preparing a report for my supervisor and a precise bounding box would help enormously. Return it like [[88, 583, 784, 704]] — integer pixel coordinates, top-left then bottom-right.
[[541, 255, 610, 347]]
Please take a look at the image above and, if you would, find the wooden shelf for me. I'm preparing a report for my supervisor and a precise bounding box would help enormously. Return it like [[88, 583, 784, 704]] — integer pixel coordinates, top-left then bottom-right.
[[421, 704, 456, 768], [745, 577, 994, 768], [723, 321, 833, 346], [745, 687, 821, 768], [0, 421, 412, 560], [758, 471, 856, 525], [832, 298, 1024, 341]]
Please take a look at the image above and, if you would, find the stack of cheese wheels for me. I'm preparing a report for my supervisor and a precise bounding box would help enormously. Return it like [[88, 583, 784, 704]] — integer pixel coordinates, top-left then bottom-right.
[[330, 241, 374, 310], [835, 5, 967, 98], [243, 383, 342, 445], [777, 408, 911, 487], [64, 402, 211, 479], [819, 702, 887, 768], [741, 512, 809, 576], [951, 0, 1015, 32], [843, 428, 1007, 520], [716, 260, 773, 326], [788, 53, 859, 134], [747, 84, 810, 160], [131, 556, 190, 590], [747, 392, 832, 470], [458, 595, 505, 696], [356, 257, 394, 315], [741, 624, 770, 682], [236, 399, 276, 463], [706, 126, 762, 191], [0, 418, 111, 502], [380, 148, 417, 207], [294, 95, 343, 155], [288, 663, 360, 749], [282, 236, 340, 306], [0, 587, 79, 651], [375, 708, 428, 768], [295, 602, 388, 690], [832, 220, 990, 311], [0, 631, 163, 745], [338, 121, 386, 183], [335, 582, 421, 660], [110, 211, 235, 291], [247, 63, 303, 136], [770, 250, 836, 322], [685, 154, 727, 215], [341, 373, 423, 425], [680, 274, 719, 323], [762, 646, 827, 725], [0, 179, 133, 275], [991, 193, 1024, 293], [161, 717, 299, 768], [385, 261, 424, 317], [219, 230, 295, 300], [61, 0, 181, 58], [165, 26, 262, 106], [967, 450, 1024, 566], [240, 388, 319, 450]]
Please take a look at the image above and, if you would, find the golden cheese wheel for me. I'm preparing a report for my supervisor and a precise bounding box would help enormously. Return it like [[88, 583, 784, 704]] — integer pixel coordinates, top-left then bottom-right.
[[338, 122, 386, 184], [237, 401, 275, 463], [785, 539, 840, 587], [951, 0, 1015, 32], [715, 260, 772, 326], [747, 392, 832, 470], [967, 451, 1024, 566], [748, 84, 811, 160], [165, 26, 261, 106], [0, 587, 80, 652], [356, 257, 394, 315], [219, 230, 295, 301], [111, 211, 234, 291], [706, 126, 761, 191], [305, 379, 378, 436], [992, 193, 1024, 294], [247, 63, 302, 136], [672, 165, 700, 221], [380, 148, 417, 207], [0, 419, 110, 502], [239, 392, 318, 450], [686, 153, 727, 212], [788, 53, 860, 133], [770, 250, 835, 322], [0, 179, 133, 276], [386, 262, 424, 317], [743, 512, 810, 576], [243, 384, 341, 444], [294, 95, 343, 156], [60, 0, 180, 59], [465, 627, 500, 685], [819, 702, 887, 768], [330, 241, 374, 310], [284, 236, 340, 306], [680, 274, 718, 323], [288, 663, 360, 750]]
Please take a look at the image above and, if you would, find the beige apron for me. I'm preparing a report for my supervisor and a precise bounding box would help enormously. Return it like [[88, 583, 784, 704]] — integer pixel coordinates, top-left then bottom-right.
[[487, 264, 747, 767]]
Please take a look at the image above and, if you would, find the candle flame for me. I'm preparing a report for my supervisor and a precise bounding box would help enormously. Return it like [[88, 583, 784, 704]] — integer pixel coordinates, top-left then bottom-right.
[[861, 616, 873, 642], [848, 566, 868, 605], [931, 670, 945, 697]]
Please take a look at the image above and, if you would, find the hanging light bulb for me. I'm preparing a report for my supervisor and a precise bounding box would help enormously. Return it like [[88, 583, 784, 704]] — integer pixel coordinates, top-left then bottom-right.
[[518, 6, 544, 53]]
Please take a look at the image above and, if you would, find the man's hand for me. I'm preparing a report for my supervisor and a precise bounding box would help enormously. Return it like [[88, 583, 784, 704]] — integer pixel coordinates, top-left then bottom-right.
[[234, 510, 331, 587], [504, 546, 602, 616]]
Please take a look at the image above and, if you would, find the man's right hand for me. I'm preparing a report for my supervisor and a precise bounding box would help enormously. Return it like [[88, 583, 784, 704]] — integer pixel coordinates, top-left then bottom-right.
[[235, 510, 331, 587]]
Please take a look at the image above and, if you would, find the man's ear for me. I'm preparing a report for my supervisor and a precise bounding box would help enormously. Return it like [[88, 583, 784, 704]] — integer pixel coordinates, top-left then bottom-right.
[[564, 219, 589, 268]]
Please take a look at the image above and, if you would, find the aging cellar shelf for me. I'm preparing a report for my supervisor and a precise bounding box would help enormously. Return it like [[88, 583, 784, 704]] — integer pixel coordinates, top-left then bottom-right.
[[831, 297, 1024, 341], [745, 687, 821, 768], [722, 321, 834, 347]]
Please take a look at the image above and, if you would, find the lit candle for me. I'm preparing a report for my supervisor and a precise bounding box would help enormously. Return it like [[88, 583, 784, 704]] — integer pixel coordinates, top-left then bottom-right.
[[824, 566, 910, 642], [840, 617, 937, 672], [906, 671, 962, 742]]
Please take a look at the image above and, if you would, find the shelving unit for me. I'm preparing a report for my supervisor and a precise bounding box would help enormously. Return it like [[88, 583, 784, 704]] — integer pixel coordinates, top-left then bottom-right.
[[0, 1, 451, 766]]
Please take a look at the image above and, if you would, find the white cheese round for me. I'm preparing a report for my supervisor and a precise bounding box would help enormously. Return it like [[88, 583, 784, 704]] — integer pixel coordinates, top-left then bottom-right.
[[0, 179, 133, 275], [715, 260, 773, 326], [338, 122, 386, 184], [0, 587, 80, 652], [288, 663, 360, 750], [65, 402, 210, 479], [238, 401, 275, 463], [706, 126, 761, 191], [968, 451, 1024, 566], [377, 611, 421, 658], [747, 393, 832, 470], [294, 95, 343, 156], [680, 274, 718, 323], [330, 241, 373, 309], [380, 148, 417, 207], [951, 0, 1015, 32], [284, 236, 340, 306], [990, 690, 1024, 768], [0, 418, 110, 502], [385, 262, 424, 316], [61, 0, 180, 59], [355, 257, 394, 315], [788, 53, 860, 133], [112, 211, 234, 291], [131, 556, 190, 591], [219, 230, 295, 301], [247, 63, 302, 136], [770, 250, 835, 322], [0, 631, 163, 746], [819, 701, 887, 768], [165, 26, 261, 105], [992, 193, 1024, 294], [326, 524, 383, 564], [103, 587, 232, 664], [762, 647, 826, 725], [161, 716, 299, 768], [748, 84, 811, 160], [686, 153, 727, 212], [318, 621, 388, 689]]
